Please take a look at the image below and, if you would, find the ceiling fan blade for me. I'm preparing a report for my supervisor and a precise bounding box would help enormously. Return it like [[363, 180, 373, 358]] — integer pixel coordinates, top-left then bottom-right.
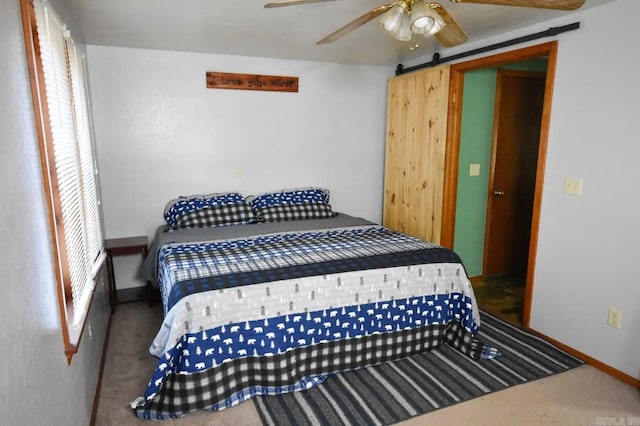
[[317, 4, 395, 44], [264, 0, 336, 9], [447, 0, 584, 10], [431, 3, 469, 47]]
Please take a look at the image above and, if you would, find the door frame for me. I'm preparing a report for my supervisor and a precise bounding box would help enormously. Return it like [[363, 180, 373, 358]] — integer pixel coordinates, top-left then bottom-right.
[[440, 41, 558, 328]]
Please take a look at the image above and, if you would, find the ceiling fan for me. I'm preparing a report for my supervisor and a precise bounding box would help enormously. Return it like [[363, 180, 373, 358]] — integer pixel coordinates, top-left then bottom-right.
[[264, 0, 585, 48]]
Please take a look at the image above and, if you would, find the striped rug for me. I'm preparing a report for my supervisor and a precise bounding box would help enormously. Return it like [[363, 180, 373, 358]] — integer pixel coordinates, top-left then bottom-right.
[[254, 310, 583, 426]]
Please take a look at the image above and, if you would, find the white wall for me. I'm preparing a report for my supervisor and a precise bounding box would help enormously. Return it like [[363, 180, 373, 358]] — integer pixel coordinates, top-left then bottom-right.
[[410, 0, 639, 380], [533, 0, 639, 381], [87, 45, 391, 288], [0, 0, 110, 424]]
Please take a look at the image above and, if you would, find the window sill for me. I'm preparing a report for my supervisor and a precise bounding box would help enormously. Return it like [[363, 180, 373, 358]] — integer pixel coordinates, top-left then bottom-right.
[[63, 255, 106, 364]]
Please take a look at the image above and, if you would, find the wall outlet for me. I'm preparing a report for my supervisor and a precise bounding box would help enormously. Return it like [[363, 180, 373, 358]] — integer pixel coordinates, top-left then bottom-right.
[[235, 167, 243, 179], [607, 307, 622, 329], [469, 163, 480, 177]]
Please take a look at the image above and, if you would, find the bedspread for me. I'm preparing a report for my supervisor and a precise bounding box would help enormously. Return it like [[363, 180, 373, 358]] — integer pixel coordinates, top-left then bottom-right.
[[132, 216, 499, 419]]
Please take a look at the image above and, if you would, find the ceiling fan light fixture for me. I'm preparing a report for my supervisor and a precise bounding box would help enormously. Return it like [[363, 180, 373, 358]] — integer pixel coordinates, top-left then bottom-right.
[[379, 4, 407, 35], [378, 0, 445, 42], [412, 15, 435, 32], [412, 1, 444, 36], [392, 14, 413, 41], [410, 1, 433, 33]]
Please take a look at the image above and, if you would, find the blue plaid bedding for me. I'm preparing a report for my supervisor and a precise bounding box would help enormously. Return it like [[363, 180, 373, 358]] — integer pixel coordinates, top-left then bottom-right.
[[132, 224, 499, 419]]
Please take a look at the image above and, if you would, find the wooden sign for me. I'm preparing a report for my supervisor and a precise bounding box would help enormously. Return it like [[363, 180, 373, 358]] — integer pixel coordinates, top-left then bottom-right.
[[206, 72, 298, 93]]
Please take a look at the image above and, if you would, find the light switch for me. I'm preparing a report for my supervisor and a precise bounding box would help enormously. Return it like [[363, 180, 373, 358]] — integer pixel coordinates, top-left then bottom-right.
[[469, 163, 480, 177], [563, 177, 583, 196]]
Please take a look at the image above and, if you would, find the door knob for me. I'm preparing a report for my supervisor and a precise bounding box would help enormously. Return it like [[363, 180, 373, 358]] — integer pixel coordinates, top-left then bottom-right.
[[493, 190, 505, 196]]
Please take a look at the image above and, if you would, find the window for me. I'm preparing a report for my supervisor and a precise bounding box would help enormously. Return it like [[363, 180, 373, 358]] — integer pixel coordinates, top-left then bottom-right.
[[21, 0, 105, 363]]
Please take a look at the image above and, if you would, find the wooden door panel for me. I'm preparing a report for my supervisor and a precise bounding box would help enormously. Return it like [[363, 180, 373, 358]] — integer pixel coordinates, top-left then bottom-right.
[[485, 70, 545, 276], [383, 66, 450, 244]]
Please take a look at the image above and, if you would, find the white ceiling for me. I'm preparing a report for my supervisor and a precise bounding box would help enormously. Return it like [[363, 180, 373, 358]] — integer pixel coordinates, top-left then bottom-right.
[[55, 0, 615, 66]]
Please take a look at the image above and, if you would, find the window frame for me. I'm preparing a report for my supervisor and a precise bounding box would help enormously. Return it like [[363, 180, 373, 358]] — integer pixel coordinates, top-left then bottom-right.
[[20, 0, 105, 363]]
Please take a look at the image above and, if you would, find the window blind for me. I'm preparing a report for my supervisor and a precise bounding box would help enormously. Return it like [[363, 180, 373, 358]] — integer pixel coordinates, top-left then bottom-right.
[[33, 0, 104, 335]]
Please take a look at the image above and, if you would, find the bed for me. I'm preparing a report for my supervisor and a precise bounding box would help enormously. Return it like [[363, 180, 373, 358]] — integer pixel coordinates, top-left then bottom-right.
[[130, 189, 499, 419]]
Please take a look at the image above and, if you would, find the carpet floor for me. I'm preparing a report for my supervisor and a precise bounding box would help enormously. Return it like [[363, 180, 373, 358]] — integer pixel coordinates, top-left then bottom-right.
[[94, 302, 640, 425]]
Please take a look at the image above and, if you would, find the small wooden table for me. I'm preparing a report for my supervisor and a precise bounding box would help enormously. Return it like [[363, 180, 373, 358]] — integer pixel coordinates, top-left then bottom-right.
[[105, 236, 150, 312]]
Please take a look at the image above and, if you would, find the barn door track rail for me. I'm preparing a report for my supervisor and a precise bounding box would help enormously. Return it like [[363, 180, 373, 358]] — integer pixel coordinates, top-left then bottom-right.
[[396, 22, 580, 76]]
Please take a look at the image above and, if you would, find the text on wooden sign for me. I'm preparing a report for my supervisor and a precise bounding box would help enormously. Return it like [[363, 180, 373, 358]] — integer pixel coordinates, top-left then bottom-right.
[[206, 72, 298, 92]]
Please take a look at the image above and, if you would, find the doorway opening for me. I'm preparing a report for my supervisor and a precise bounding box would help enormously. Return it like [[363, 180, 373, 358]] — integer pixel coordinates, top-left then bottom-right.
[[482, 69, 545, 325], [440, 42, 558, 328]]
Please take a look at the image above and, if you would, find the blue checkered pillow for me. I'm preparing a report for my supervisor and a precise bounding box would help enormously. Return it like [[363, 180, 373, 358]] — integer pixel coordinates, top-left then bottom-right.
[[246, 188, 330, 212], [169, 203, 258, 230], [255, 203, 337, 222], [164, 192, 248, 227]]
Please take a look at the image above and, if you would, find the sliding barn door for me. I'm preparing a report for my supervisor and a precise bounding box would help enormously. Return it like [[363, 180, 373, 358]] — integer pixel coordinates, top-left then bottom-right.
[[383, 66, 450, 244]]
